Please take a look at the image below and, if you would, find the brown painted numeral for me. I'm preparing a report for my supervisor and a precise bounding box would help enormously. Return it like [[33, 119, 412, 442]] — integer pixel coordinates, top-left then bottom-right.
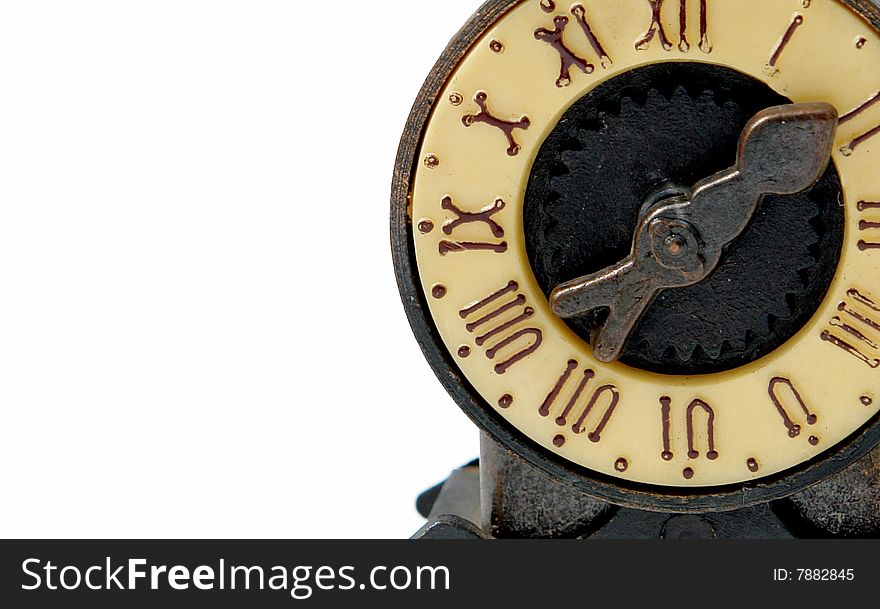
[[686, 399, 718, 460], [697, 0, 711, 53], [438, 196, 508, 256], [768, 377, 818, 439], [534, 3, 614, 87], [535, 16, 594, 87], [635, 0, 674, 51], [857, 199, 880, 251], [461, 92, 530, 156], [439, 242, 508, 255], [571, 4, 613, 68], [821, 288, 880, 369], [635, 0, 711, 54], [840, 91, 880, 157], [539, 360, 620, 443], [658, 396, 719, 463], [459, 281, 543, 374], [765, 13, 805, 76], [442, 196, 505, 238]]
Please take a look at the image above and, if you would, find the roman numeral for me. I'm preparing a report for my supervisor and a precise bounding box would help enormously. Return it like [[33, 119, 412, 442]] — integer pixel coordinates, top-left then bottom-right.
[[539, 360, 620, 443], [821, 288, 880, 369], [765, 13, 805, 76], [657, 397, 718, 480], [437, 196, 509, 256], [768, 377, 818, 442], [840, 91, 880, 157], [459, 281, 543, 374], [858, 199, 880, 251], [534, 3, 614, 87], [635, 0, 712, 54], [461, 91, 530, 156]]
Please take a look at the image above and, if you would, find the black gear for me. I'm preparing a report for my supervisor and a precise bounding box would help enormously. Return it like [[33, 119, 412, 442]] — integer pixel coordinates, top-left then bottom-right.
[[524, 62, 844, 375]]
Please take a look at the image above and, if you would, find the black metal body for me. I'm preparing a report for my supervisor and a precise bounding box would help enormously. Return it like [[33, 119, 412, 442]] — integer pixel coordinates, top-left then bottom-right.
[[413, 435, 880, 539]]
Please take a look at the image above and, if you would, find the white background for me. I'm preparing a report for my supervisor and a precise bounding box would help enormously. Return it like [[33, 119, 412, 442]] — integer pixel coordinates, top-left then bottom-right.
[[0, 0, 485, 539]]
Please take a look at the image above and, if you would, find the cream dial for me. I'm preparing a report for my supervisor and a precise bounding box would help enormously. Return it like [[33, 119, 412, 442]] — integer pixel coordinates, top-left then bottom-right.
[[409, 0, 880, 488]]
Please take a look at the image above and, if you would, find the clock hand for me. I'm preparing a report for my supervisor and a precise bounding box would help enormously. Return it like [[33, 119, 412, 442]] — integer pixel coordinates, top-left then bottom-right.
[[550, 102, 839, 363]]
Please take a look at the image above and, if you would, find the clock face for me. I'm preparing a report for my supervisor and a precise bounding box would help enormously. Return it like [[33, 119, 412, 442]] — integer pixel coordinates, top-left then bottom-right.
[[394, 0, 880, 505]]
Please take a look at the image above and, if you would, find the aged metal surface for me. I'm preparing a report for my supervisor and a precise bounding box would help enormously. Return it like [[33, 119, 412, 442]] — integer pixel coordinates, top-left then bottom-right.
[[773, 443, 880, 538], [480, 434, 616, 539], [589, 507, 793, 539], [412, 462, 489, 540], [415, 437, 880, 539], [480, 433, 793, 539], [551, 103, 839, 362]]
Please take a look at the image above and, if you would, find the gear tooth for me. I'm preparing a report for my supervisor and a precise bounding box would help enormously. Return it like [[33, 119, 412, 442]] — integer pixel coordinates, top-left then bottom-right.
[[595, 112, 613, 134], [807, 215, 824, 238], [651, 323, 701, 362], [617, 95, 641, 116], [669, 85, 693, 104], [558, 148, 580, 165], [551, 156, 574, 178], [727, 333, 747, 352], [617, 91, 642, 110], [693, 342, 709, 362], [695, 86, 717, 103], [528, 65, 841, 373], [576, 116, 603, 134], [591, 112, 621, 140], [630, 337, 650, 353], [542, 212, 559, 234], [796, 267, 813, 289], [767, 298, 793, 329], [704, 339, 725, 360], [543, 195, 570, 222], [678, 342, 702, 363], [794, 180, 840, 290], [559, 135, 584, 153], [805, 186, 835, 242], [719, 339, 734, 357], [784, 292, 799, 315], [643, 88, 668, 109], [721, 99, 740, 115]]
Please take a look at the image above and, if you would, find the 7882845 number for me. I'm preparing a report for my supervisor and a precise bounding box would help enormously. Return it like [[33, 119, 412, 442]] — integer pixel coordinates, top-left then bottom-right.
[[797, 569, 855, 581]]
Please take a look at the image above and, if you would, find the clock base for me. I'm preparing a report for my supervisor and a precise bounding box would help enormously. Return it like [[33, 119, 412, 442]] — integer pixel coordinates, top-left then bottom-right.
[[413, 434, 880, 540]]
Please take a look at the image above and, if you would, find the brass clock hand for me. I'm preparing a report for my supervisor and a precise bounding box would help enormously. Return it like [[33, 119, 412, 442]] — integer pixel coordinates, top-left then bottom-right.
[[550, 102, 839, 363]]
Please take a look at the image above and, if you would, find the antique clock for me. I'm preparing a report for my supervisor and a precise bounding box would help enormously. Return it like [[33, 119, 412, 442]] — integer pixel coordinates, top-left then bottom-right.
[[391, 0, 880, 538]]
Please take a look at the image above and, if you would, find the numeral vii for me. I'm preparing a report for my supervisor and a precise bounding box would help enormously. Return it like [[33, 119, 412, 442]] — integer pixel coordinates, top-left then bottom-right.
[[539, 360, 620, 442]]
